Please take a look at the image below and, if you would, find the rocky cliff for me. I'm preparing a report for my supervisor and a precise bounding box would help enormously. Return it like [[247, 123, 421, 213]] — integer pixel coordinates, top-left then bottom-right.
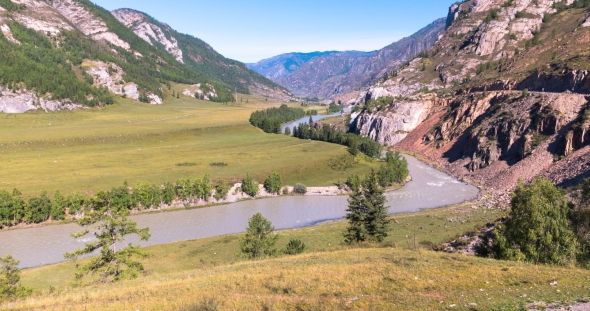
[[350, 0, 590, 194]]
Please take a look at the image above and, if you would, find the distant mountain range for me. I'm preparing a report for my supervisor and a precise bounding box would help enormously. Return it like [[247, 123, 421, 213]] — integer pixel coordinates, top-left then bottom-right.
[[248, 18, 446, 99]]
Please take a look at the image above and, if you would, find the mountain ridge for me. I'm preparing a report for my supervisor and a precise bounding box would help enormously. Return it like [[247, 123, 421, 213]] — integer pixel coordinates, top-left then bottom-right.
[[249, 18, 446, 99], [349, 0, 590, 196], [0, 0, 292, 114]]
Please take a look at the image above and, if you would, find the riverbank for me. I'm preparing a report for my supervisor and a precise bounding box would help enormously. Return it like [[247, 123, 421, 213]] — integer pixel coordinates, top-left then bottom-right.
[[10, 200, 590, 311], [0, 182, 397, 232], [0, 154, 480, 269]]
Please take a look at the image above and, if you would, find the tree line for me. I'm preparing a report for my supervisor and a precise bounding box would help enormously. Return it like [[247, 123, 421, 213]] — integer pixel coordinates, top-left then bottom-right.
[[291, 122, 383, 158], [0, 170, 306, 229], [249, 104, 306, 134]]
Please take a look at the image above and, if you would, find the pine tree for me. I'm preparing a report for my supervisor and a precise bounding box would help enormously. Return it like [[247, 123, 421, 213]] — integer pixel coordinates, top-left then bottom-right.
[[239, 213, 278, 259], [0, 255, 31, 299], [344, 170, 389, 244], [64, 206, 150, 282]]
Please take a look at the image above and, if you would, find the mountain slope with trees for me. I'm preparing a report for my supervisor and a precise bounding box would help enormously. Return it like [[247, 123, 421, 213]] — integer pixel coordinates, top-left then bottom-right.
[[111, 8, 293, 100], [0, 0, 292, 113]]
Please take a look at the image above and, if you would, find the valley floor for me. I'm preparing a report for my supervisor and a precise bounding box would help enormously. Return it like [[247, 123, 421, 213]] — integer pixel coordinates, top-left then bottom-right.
[[0, 86, 379, 197]]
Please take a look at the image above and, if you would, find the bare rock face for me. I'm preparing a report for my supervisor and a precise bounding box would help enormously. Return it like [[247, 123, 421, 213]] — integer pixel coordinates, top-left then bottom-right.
[[352, 100, 433, 146], [52, 0, 130, 50], [11, 0, 74, 35], [84, 60, 162, 105], [0, 87, 83, 113], [112, 9, 184, 63], [182, 84, 218, 101], [0, 24, 20, 44]]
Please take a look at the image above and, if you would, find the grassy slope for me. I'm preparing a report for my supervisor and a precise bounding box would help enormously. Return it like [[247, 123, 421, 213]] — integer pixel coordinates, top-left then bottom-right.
[[0, 85, 378, 196], [8, 203, 590, 310]]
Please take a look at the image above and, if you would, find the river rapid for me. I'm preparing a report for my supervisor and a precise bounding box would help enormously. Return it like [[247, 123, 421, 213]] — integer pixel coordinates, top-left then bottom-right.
[[0, 155, 479, 268]]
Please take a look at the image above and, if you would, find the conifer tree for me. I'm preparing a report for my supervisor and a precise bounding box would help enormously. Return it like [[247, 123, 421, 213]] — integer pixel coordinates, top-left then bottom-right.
[[64, 205, 151, 282], [344, 170, 389, 244], [240, 213, 278, 259]]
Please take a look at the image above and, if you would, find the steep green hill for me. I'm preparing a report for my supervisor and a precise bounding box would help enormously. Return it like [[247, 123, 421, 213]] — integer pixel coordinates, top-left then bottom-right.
[[111, 8, 291, 99]]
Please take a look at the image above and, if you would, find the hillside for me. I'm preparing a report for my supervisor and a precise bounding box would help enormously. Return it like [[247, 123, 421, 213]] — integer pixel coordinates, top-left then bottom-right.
[[248, 18, 446, 99], [111, 9, 293, 101], [350, 0, 590, 197], [0, 0, 291, 114]]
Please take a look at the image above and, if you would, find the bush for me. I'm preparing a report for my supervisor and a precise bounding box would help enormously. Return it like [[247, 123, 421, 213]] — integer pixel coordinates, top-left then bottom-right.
[[483, 178, 577, 265], [214, 179, 230, 200], [263, 171, 282, 194], [285, 238, 306, 255], [241, 173, 259, 197], [293, 184, 307, 195]]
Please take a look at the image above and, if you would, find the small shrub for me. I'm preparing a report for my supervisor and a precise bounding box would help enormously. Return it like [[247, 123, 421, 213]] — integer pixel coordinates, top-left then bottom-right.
[[522, 89, 530, 97], [285, 238, 306, 255], [241, 173, 259, 197], [176, 162, 197, 167], [209, 162, 228, 167], [293, 183, 307, 195], [282, 187, 289, 195], [179, 298, 219, 311]]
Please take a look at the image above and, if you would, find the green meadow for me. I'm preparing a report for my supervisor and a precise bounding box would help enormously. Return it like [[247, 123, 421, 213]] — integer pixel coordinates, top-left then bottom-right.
[[0, 85, 379, 196]]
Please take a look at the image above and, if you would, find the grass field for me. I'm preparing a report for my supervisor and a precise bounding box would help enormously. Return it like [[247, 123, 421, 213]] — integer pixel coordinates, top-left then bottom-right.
[[0, 84, 379, 196], [7, 202, 590, 310]]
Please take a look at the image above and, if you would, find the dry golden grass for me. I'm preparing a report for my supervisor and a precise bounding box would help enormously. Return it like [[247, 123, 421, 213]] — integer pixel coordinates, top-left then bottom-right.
[[6, 248, 590, 310], [7, 203, 589, 310]]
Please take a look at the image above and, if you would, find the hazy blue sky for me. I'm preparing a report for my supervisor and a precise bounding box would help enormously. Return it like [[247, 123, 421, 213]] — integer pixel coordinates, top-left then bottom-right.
[[94, 0, 456, 63]]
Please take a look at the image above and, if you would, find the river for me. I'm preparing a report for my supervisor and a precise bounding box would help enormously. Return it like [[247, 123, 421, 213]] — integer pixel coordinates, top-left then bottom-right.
[[281, 107, 351, 133], [0, 155, 479, 268]]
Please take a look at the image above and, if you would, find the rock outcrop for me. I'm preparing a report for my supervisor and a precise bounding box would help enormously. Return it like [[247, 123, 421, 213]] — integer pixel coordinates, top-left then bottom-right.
[[349, 0, 590, 193], [352, 98, 438, 146], [0, 87, 84, 113], [112, 9, 183, 63], [52, 0, 130, 50], [83, 60, 162, 104]]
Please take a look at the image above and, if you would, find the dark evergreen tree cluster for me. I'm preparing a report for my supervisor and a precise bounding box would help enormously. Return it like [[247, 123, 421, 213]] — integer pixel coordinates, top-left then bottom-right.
[[249, 104, 306, 134], [344, 170, 389, 244], [292, 123, 383, 158]]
